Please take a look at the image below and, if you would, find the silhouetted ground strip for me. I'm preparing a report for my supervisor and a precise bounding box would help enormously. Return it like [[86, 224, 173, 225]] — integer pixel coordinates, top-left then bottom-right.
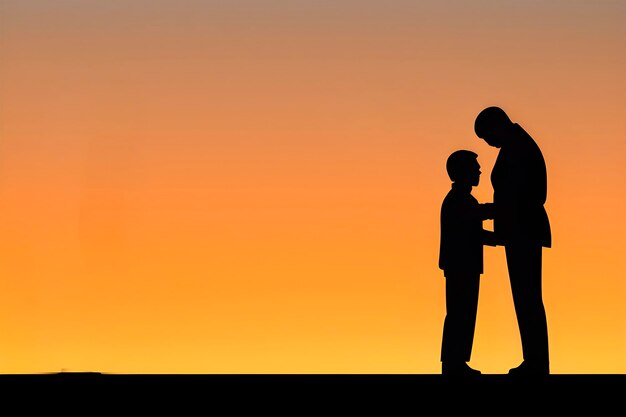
[[0, 374, 623, 416]]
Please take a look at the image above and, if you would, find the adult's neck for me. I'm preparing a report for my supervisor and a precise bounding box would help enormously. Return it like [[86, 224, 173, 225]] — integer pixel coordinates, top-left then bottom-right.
[[500, 123, 520, 148]]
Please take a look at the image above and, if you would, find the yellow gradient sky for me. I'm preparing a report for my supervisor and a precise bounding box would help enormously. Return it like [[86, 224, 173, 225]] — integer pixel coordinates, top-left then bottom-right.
[[0, 1, 624, 374]]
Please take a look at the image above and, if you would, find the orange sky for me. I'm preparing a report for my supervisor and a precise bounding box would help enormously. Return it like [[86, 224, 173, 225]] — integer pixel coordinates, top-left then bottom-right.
[[0, 1, 624, 374]]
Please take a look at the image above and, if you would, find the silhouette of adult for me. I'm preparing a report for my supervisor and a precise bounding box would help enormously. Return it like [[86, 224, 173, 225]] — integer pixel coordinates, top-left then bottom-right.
[[474, 106, 551, 376]]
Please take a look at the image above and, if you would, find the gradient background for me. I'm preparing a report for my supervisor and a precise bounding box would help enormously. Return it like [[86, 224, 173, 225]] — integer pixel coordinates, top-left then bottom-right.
[[0, 0, 624, 374]]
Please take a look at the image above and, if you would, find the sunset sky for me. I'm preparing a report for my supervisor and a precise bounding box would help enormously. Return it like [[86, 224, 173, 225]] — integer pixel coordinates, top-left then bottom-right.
[[0, 0, 624, 374]]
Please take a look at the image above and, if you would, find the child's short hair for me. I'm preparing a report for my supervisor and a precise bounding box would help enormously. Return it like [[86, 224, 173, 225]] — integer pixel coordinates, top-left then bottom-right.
[[446, 150, 478, 182]]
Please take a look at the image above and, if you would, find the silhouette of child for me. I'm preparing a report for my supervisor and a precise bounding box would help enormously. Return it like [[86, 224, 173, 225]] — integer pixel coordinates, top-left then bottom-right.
[[439, 150, 497, 376]]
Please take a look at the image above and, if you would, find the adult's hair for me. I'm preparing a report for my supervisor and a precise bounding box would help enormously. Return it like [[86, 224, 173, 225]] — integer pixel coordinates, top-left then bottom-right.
[[474, 106, 512, 138], [446, 150, 478, 182]]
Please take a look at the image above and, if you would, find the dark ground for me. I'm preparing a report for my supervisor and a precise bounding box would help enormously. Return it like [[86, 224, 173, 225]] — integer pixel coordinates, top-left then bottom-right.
[[0, 373, 623, 416]]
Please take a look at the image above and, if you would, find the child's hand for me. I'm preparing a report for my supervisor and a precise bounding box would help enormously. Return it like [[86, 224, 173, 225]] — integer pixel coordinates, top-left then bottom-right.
[[480, 203, 496, 220]]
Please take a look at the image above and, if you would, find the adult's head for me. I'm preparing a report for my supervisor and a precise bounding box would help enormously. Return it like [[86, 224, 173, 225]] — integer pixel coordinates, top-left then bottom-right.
[[474, 106, 514, 148], [446, 150, 481, 186]]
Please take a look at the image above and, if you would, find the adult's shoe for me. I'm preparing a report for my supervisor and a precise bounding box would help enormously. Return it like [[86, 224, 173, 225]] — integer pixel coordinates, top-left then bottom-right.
[[508, 361, 549, 376]]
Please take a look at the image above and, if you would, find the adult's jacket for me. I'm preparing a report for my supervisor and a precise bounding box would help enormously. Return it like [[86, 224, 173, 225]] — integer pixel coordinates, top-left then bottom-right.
[[491, 124, 552, 248]]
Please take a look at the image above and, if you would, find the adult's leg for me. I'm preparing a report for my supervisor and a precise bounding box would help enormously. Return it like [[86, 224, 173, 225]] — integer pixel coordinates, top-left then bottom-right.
[[505, 243, 549, 365]]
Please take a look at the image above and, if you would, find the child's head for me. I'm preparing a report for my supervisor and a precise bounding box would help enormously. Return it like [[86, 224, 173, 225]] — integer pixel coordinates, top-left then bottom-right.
[[446, 150, 481, 186]]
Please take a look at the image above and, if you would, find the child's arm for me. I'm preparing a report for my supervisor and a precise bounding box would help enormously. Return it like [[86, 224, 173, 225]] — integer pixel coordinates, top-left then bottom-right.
[[482, 230, 498, 246], [479, 203, 495, 220]]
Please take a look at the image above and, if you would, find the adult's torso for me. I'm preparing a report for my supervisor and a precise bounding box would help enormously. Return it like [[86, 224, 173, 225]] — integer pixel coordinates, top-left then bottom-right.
[[491, 124, 551, 247]]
